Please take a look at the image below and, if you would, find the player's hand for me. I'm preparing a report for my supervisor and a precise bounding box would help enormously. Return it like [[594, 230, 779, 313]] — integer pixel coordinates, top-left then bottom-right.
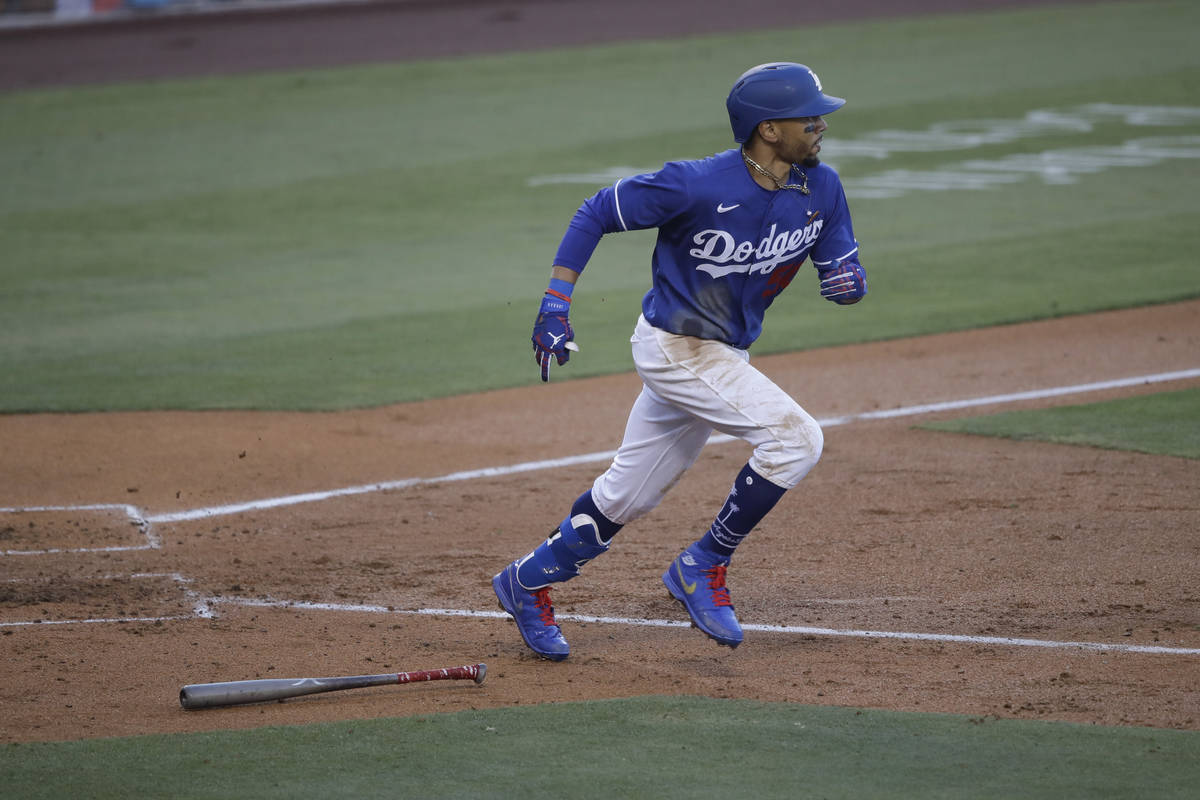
[[531, 292, 578, 382], [818, 261, 867, 304]]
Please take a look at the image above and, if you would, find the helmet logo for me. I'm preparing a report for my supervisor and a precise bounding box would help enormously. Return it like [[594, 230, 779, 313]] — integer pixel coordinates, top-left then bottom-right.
[[808, 68, 823, 91]]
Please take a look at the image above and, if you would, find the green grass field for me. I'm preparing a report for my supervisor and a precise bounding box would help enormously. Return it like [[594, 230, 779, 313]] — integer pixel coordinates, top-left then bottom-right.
[[922, 388, 1200, 459], [2, 2, 1199, 796], [4, 697, 1199, 800], [1, 1, 1198, 410]]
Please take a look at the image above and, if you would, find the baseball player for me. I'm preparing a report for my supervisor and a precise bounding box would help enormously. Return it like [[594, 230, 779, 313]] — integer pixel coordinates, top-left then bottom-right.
[[493, 63, 867, 660]]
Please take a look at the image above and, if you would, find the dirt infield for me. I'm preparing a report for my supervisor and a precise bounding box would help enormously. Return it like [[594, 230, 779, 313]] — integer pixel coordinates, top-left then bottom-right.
[[3, 300, 1199, 742], [3, 0, 1197, 745]]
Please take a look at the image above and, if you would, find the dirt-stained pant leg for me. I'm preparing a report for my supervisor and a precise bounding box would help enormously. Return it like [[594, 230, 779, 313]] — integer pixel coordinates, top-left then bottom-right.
[[592, 315, 823, 525]]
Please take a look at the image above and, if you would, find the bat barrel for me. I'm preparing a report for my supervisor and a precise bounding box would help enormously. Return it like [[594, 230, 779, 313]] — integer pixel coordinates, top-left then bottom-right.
[[180, 680, 279, 709], [180, 676, 362, 709]]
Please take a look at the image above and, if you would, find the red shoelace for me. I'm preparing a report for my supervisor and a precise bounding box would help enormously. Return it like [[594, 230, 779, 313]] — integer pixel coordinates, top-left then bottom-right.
[[705, 565, 733, 607], [532, 587, 558, 626]]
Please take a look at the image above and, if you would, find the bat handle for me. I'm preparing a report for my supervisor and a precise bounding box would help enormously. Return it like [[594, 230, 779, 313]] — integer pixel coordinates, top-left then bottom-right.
[[397, 663, 487, 685]]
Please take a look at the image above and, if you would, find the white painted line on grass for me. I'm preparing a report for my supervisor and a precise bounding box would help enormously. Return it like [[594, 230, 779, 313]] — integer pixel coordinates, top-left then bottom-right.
[[141, 367, 1200, 524], [198, 595, 1200, 656]]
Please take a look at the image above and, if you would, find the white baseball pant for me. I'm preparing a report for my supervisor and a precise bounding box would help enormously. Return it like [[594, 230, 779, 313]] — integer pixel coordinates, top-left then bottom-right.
[[591, 314, 824, 525]]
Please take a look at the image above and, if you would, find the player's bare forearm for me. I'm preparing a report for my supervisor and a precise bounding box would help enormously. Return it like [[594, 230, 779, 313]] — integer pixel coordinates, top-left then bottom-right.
[[550, 265, 580, 286]]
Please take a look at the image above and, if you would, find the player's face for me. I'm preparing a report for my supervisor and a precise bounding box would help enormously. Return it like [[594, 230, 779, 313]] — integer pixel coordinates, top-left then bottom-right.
[[775, 116, 828, 167]]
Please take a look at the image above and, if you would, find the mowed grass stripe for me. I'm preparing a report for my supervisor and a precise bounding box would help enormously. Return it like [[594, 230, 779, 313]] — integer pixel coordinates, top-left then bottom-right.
[[2, 697, 1198, 800], [1, 2, 1199, 410], [922, 388, 1200, 459]]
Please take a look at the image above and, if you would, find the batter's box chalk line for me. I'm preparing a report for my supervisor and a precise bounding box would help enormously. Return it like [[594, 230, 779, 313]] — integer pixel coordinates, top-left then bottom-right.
[[0, 572, 212, 627], [0, 503, 157, 556]]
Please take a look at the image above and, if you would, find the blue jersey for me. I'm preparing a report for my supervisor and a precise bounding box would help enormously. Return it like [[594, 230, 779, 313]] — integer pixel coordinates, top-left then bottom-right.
[[554, 148, 860, 348]]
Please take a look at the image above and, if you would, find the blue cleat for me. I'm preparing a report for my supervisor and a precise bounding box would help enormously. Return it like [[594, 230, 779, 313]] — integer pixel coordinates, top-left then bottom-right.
[[662, 544, 743, 648], [492, 560, 570, 661]]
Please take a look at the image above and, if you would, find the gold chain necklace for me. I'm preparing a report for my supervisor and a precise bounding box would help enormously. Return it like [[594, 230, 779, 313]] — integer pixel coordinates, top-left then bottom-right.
[[741, 148, 810, 194]]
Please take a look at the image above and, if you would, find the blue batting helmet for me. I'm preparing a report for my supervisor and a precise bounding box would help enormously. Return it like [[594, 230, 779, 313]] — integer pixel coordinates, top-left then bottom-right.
[[726, 62, 846, 143]]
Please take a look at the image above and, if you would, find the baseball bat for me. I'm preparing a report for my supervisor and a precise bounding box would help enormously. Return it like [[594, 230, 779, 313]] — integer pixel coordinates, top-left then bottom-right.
[[179, 662, 486, 710]]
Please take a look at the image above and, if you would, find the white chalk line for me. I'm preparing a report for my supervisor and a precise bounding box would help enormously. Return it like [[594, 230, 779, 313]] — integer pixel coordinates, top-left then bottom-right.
[[3, 369, 1195, 537], [0, 572, 214, 627], [143, 452, 624, 524], [2, 368, 1199, 658], [0, 615, 196, 628], [207, 598, 1200, 656], [13, 594, 1192, 656], [0, 504, 157, 556], [813, 367, 1200, 425], [3, 579, 1197, 656], [139, 366, 1200, 524]]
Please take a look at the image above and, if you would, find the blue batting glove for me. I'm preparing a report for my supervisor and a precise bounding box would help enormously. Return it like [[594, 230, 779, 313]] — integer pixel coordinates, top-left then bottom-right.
[[818, 261, 867, 305], [531, 292, 577, 382]]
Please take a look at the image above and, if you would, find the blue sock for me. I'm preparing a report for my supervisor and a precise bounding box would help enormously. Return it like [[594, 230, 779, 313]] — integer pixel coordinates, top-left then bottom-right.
[[564, 489, 623, 544], [698, 463, 787, 559], [516, 490, 622, 588]]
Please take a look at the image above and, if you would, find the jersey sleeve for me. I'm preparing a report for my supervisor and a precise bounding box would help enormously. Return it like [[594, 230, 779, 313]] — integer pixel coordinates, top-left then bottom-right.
[[553, 163, 692, 272], [810, 175, 861, 268]]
